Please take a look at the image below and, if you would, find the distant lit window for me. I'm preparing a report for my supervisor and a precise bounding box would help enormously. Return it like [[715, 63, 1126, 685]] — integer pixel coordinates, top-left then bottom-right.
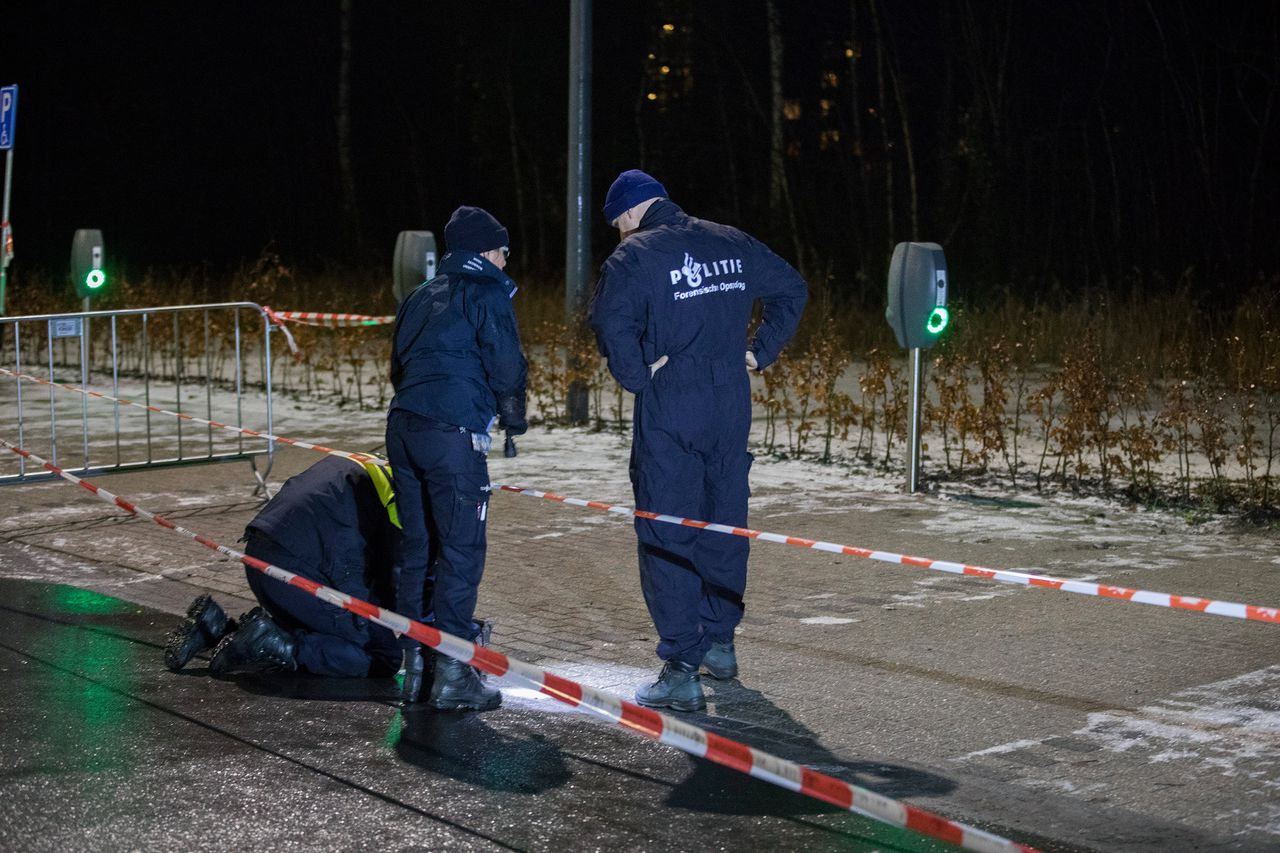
[[819, 99, 832, 117], [661, 65, 670, 74], [662, 23, 675, 32], [647, 92, 658, 101], [783, 99, 802, 120], [822, 71, 839, 88]]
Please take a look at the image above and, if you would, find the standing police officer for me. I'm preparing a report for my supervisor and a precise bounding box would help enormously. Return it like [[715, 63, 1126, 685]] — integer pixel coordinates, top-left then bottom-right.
[[386, 205, 528, 712], [163, 454, 402, 680], [590, 170, 807, 712]]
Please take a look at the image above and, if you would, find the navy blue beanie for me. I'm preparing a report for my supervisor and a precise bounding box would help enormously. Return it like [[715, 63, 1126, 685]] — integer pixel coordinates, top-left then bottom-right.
[[444, 206, 509, 253], [602, 169, 668, 225]]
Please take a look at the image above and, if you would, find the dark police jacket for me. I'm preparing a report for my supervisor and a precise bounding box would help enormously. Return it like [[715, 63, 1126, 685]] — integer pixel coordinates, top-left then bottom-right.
[[589, 199, 808, 396], [245, 455, 399, 602], [389, 250, 528, 433]]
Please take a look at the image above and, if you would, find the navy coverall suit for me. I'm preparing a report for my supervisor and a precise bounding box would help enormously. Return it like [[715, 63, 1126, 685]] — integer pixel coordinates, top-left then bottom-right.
[[385, 250, 528, 643], [243, 455, 401, 677], [590, 199, 807, 667]]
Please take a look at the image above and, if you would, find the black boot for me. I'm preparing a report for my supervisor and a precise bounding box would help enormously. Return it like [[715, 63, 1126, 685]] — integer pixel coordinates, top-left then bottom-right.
[[209, 607, 297, 676], [164, 594, 237, 672], [635, 660, 706, 712], [701, 640, 738, 680], [428, 654, 501, 711]]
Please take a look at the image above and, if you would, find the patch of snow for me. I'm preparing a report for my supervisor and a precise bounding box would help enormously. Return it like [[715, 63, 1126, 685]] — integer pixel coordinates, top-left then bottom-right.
[[956, 739, 1044, 758]]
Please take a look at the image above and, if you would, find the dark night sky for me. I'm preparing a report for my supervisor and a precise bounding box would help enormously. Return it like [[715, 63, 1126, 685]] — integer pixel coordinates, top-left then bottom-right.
[[4, 2, 1278, 300]]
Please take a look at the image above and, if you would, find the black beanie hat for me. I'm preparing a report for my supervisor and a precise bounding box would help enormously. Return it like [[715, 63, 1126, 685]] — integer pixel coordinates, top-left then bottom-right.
[[444, 206, 509, 253], [602, 169, 668, 225]]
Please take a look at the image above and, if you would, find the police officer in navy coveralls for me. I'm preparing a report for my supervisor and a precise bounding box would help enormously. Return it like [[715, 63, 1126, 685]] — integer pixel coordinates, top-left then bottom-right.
[[163, 454, 403, 679], [385, 205, 528, 712], [590, 170, 807, 712]]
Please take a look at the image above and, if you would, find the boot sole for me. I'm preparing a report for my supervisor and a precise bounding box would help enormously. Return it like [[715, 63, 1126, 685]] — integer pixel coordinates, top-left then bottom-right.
[[702, 666, 738, 680], [428, 696, 502, 712], [635, 695, 706, 712], [186, 593, 213, 620], [166, 595, 233, 672], [163, 620, 204, 672]]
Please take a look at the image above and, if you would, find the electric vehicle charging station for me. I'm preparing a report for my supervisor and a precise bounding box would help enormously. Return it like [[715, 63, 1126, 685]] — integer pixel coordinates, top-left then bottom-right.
[[393, 230, 438, 306], [886, 241, 949, 493]]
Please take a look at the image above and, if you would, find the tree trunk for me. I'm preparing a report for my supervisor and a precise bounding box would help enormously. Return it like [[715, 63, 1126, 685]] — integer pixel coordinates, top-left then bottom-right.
[[336, 0, 359, 252], [504, 73, 528, 269], [713, 53, 742, 223], [1143, 0, 1230, 273], [767, 0, 786, 212], [870, 0, 919, 240], [532, 156, 548, 271], [1239, 85, 1269, 275], [766, 0, 805, 270], [847, 0, 870, 281], [871, 9, 894, 255]]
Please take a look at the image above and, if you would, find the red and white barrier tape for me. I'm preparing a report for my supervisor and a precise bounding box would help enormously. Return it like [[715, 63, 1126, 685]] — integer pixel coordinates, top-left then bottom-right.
[[491, 484, 1280, 626], [259, 306, 393, 361], [265, 308, 395, 327], [7, 366, 1278, 627], [0, 436, 1035, 853], [258, 305, 302, 360]]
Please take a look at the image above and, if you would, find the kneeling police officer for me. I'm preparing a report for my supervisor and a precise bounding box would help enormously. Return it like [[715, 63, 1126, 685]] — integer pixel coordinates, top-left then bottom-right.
[[164, 454, 403, 681]]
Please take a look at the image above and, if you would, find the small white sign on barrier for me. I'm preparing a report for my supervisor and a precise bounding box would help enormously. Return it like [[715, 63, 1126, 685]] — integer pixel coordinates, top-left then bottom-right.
[[50, 317, 82, 338]]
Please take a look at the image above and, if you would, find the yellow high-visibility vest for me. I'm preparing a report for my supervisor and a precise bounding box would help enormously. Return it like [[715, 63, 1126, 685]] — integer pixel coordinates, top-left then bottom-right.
[[345, 456, 401, 530]]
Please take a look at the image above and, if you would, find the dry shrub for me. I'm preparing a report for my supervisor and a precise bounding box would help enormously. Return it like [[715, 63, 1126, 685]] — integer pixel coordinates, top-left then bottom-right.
[[5, 257, 1277, 515], [927, 349, 977, 476]]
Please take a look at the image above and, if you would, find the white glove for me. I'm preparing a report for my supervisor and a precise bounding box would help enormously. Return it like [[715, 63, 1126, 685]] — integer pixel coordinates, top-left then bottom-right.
[[745, 350, 759, 371], [649, 355, 669, 377]]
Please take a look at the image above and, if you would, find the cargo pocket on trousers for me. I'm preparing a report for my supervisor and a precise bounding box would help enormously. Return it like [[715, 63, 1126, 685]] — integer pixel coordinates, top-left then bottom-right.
[[438, 474, 490, 547]]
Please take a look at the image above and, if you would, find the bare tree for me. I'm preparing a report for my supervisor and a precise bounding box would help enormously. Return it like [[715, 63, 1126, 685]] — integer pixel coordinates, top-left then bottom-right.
[[766, 0, 805, 269], [870, 5, 894, 254], [767, 0, 786, 212], [845, 0, 872, 274], [1233, 22, 1278, 277], [336, 0, 359, 250], [503, 72, 528, 270], [1144, 0, 1230, 271], [869, 0, 920, 240]]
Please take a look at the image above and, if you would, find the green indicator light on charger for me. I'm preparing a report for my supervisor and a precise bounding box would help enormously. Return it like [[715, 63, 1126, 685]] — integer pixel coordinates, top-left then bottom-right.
[[926, 306, 949, 334], [85, 269, 106, 290]]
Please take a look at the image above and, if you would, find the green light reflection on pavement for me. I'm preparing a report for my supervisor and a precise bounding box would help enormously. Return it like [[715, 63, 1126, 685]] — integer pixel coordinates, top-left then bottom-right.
[[35, 585, 139, 773]]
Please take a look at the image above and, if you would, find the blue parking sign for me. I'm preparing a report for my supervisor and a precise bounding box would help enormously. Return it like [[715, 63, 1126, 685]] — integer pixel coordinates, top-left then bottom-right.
[[0, 85, 17, 150]]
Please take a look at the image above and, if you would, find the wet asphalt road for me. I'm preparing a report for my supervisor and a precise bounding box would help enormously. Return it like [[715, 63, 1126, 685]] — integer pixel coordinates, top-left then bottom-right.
[[1, 435, 1278, 852], [0, 577, 954, 853]]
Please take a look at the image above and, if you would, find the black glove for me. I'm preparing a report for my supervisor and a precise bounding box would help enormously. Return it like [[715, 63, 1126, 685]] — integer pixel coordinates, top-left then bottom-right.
[[497, 393, 528, 436], [401, 646, 426, 705]]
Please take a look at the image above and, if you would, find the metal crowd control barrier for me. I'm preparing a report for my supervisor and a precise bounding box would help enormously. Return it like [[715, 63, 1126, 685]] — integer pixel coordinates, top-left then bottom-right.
[[0, 302, 277, 491]]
